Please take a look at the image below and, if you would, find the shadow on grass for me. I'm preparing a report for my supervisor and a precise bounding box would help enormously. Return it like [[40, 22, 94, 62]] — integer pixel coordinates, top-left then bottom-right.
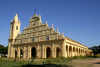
[[94, 62, 100, 64], [13, 64, 72, 67]]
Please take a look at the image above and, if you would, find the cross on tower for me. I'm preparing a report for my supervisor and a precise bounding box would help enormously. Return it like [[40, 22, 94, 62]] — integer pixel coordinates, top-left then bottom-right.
[[34, 8, 38, 14]]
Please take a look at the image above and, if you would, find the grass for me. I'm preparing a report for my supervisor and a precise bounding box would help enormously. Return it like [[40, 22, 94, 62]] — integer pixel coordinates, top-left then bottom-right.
[[0, 57, 72, 67], [0, 57, 97, 67]]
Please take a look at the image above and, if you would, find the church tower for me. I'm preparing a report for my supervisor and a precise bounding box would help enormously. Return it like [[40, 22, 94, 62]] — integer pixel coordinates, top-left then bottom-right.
[[8, 13, 20, 58]]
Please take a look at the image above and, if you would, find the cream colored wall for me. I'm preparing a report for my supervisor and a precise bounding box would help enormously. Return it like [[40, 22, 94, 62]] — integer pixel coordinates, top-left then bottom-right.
[[13, 41, 62, 59], [64, 37, 89, 58], [8, 14, 92, 59]]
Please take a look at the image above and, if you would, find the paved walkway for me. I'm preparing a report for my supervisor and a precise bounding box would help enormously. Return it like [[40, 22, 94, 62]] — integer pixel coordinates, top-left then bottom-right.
[[72, 58, 100, 67]]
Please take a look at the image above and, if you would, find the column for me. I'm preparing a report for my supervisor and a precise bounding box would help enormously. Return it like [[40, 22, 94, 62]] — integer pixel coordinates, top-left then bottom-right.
[[61, 40, 66, 57], [42, 44, 45, 58], [11, 46, 15, 58], [80, 49, 82, 56], [30, 47, 32, 58], [75, 47, 76, 56], [54, 47, 56, 58], [23, 47, 26, 58], [17, 47, 20, 58], [68, 46, 69, 57], [37, 45, 40, 58], [66, 45, 69, 58], [26, 47, 28, 58], [71, 46, 73, 57], [8, 42, 11, 58], [51, 43, 54, 58], [44, 46, 46, 58]]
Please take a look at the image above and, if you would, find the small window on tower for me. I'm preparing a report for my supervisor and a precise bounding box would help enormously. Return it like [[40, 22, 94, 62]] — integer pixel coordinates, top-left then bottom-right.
[[11, 26, 13, 30], [16, 26, 18, 30]]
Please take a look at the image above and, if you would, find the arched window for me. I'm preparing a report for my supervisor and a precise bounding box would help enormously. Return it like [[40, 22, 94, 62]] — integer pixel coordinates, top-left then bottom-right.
[[46, 36, 49, 40], [12, 26, 13, 30], [16, 26, 18, 30]]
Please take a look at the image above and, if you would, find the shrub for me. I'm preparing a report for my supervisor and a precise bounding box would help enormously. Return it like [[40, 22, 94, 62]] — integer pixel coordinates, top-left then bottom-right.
[[13, 58, 17, 62], [0, 57, 3, 61], [79, 55, 84, 59], [31, 57, 34, 63], [20, 60, 26, 64], [96, 53, 100, 58], [45, 59, 53, 64], [72, 56, 78, 59], [67, 57, 72, 61], [59, 56, 67, 62]]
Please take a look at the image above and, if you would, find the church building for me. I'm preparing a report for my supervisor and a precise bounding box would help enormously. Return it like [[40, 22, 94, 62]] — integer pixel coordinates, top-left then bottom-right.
[[8, 13, 92, 58]]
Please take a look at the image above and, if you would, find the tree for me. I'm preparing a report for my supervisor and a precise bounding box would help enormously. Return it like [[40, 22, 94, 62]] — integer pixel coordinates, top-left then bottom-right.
[[0, 44, 8, 55], [90, 45, 100, 55]]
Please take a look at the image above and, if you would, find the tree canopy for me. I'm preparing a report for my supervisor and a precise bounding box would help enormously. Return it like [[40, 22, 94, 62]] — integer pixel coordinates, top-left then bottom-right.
[[90, 45, 100, 55], [0, 44, 8, 54]]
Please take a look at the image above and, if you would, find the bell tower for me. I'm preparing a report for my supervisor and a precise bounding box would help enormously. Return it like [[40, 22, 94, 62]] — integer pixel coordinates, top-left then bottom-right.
[[8, 13, 20, 58]]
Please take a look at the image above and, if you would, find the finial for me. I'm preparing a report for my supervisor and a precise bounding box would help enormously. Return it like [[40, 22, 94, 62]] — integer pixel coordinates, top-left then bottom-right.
[[51, 24, 53, 28], [33, 14, 38, 17], [45, 21, 48, 27], [39, 13, 41, 22], [39, 13, 41, 18], [57, 27, 58, 33], [62, 32, 64, 37], [46, 21, 47, 25], [11, 18, 13, 22], [14, 13, 18, 22]]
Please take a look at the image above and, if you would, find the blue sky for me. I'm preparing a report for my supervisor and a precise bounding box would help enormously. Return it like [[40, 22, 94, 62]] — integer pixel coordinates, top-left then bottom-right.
[[0, 0, 100, 47]]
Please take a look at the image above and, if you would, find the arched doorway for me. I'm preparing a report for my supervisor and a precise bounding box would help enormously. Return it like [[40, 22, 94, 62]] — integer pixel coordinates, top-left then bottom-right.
[[20, 49, 23, 58], [76, 48, 78, 56], [46, 47, 51, 58], [56, 47, 60, 58], [15, 50, 17, 58], [73, 47, 75, 56], [69, 46, 72, 57], [31, 47, 36, 58]]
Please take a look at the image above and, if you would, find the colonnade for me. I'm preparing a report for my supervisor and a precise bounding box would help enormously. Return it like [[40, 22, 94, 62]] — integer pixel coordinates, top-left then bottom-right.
[[14, 44, 87, 59], [65, 45, 87, 57]]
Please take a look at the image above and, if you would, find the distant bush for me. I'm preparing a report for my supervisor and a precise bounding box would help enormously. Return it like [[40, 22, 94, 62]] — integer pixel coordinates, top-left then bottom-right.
[[72, 56, 78, 59], [67, 57, 72, 61], [96, 53, 100, 58], [0, 57, 3, 61], [45, 59, 53, 64], [13, 58, 17, 62], [20, 60, 26, 64], [79, 55, 84, 59]]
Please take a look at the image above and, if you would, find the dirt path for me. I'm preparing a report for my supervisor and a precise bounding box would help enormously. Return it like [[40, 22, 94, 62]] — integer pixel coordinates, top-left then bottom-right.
[[72, 58, 100, 67]]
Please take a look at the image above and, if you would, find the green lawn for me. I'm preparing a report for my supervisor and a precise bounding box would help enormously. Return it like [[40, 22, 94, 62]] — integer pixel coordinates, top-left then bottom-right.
[[0, 57, 96, 67], [0, 58, 72, 67]]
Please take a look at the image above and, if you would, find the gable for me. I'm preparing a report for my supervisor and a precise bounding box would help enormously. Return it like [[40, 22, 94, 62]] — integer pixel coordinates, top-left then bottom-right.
[[14, 14, 64, 45]]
